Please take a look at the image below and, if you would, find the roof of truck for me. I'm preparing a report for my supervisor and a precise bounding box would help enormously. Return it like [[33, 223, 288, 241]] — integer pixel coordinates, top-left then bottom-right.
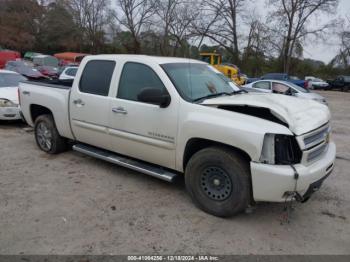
[[85, 54, 205, 65]]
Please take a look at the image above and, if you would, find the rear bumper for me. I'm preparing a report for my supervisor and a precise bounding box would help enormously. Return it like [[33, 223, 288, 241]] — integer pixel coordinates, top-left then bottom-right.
[[0, 107, 21, 120], [250, 142, 336, 202]]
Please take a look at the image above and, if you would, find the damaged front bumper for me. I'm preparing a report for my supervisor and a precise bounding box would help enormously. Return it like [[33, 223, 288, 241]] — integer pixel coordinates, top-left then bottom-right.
[[250, 142, 336, 202]]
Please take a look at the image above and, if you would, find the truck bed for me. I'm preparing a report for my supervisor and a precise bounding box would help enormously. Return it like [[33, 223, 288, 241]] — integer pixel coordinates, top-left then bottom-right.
[[19, 80, 75, 140], [25, 78, 74, 88]]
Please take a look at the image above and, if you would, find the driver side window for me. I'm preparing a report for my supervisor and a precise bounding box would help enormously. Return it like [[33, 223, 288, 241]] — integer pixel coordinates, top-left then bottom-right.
[[272, 82, 289, 93], [117, 62, 167, 102]]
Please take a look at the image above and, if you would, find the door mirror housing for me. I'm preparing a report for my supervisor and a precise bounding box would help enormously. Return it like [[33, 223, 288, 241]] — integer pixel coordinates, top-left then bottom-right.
[[137, 88, 171, 108], [286, 88, 294, 96]]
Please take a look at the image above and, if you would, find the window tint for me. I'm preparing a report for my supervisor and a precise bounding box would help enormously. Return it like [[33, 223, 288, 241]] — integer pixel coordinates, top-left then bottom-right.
[[253, 81, 271, 90], [79, 60, 115, 96], [117, 62, 167, 102]]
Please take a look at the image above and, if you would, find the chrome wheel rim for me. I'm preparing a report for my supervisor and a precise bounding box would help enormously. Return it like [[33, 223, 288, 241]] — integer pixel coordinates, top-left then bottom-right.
[[36, 122, 52, 151], [200, 166, 232, 201]]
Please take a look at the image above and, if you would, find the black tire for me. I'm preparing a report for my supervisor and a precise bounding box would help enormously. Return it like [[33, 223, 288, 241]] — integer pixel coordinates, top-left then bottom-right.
[[185, 147, 251, 217], [34, 114, 67, 154]]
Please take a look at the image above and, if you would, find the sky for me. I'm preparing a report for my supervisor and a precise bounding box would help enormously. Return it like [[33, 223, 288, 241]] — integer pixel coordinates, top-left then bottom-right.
[[303, 0, 349, 63], [250, 0, 350, 64]]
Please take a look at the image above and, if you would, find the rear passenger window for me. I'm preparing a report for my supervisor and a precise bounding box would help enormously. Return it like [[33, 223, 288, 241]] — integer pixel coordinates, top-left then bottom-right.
[[79, 60, 115, 96], [117, 62, 167, 102]]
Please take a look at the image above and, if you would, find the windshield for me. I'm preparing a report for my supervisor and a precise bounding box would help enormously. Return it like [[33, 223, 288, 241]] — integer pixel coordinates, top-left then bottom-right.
[[289, 82, 309, 93], [0, 73, 26, 87], [161, 63, 239, 102]]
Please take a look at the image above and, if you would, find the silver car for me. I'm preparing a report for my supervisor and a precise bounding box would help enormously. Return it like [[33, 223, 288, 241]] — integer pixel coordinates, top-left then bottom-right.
[[243, 80, 327, 105]]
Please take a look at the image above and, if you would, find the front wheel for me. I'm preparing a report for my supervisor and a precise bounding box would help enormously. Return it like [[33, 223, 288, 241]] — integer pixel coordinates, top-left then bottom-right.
[[34, 114, 67, 154], [185, 147, 251, 217]]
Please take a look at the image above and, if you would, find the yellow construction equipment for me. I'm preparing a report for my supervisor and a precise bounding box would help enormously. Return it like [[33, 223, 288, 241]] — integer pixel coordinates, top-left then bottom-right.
[[200, 52, 246, 86]]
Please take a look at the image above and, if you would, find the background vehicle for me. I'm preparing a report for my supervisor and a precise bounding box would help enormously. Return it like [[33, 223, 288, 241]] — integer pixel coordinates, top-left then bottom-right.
[[0, 50, 21, 69], [0, 70, 26, 120], [261, 73, 308, 88], [54, 52, 88, 66], [19, 55, 335, 217], [327, 75, 350, 92], [306, 77, 329, 90], [59, 66, 78, 80], [36, 65, 59, 78], [33, 55, 59, 67], [24, 52, 42, 61], [243, 80, 327, 104], [5, 60, 46, 79], [200, 52, 246, 85]]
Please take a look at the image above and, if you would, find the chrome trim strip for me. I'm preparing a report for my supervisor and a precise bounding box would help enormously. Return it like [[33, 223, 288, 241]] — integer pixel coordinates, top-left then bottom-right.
[[108, 128, 175, 150], [72, 119, 107, 133]]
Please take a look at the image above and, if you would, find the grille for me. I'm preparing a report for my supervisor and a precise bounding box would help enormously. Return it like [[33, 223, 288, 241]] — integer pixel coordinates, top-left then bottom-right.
[[304, 126, 329, 147], [307, 143, 328, 162], [299, 124, 331, 164]]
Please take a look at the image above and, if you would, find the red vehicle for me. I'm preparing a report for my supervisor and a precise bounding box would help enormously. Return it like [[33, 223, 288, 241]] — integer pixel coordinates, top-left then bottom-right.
[[36, 65, 59, 78], [0, 50, 21, 69], [54, 52, 88, 66]]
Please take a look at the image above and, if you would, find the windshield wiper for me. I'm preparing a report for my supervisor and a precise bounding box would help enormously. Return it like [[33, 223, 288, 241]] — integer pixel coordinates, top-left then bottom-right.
[[193, 89, 247, 102], [193, 92, 233, 102], [232, 89, 248, 94]]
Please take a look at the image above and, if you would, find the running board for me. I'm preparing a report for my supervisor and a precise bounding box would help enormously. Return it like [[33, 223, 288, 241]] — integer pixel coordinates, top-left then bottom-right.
[[72, 144, 178, 182]]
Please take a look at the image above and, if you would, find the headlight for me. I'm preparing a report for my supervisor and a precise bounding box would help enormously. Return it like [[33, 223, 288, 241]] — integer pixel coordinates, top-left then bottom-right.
[[260, 134, 302, 165], [0, 98, 16, 107]]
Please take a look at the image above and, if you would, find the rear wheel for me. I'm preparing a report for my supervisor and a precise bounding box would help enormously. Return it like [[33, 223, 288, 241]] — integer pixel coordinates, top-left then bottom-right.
[[185, 147, 251, 217], [34, 114, 67, 154]]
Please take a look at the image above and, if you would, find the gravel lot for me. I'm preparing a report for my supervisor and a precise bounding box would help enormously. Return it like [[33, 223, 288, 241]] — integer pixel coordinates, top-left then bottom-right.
[[0, 91, 349, 255]]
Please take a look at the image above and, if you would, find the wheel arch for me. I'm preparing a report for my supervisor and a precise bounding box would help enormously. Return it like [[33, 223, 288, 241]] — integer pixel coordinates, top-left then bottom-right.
[[183, 137, 252, 171], [30, 104, 54, 123]]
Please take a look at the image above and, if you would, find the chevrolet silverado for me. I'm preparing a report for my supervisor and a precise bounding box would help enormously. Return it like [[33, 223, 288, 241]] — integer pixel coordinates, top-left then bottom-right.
[[19, 55, 336, 217]]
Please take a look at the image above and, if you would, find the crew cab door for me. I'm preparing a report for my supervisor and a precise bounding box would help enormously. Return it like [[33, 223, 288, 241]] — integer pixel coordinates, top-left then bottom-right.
[[108, 61, 179, 169], [70, 59, 116, 150]]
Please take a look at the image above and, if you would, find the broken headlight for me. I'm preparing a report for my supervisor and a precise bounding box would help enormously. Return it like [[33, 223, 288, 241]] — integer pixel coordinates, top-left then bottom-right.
[[260, 134, 302, 165], [0, 98, 16, 108]]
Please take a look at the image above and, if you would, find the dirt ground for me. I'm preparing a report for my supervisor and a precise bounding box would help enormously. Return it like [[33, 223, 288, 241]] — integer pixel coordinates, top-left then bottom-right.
[[0, 91, 349, 255]]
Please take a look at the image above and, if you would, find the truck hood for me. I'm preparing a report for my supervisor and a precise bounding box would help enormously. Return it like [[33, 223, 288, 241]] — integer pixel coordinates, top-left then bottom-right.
[[0, 86, 19, 104], [201, 93, 330, 135]]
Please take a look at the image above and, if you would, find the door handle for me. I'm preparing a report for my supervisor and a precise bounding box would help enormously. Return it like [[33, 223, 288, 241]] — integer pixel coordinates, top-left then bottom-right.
[[112, 107, 127, 115], [22, 91, 30, 95], [73, 99, 85, 106]]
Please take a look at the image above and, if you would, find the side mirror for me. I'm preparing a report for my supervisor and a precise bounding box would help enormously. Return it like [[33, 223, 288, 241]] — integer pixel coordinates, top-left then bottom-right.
[[137, 88, 171, 108], [286, 88, 294, 96]]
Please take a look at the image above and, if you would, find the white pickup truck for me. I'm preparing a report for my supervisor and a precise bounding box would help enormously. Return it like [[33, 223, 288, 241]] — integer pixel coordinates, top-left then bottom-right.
[[19, 55, 336, 217]]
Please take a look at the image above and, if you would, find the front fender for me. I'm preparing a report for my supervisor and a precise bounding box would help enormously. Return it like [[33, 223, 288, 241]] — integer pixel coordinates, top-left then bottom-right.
[[175, 102, 292, 172]]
